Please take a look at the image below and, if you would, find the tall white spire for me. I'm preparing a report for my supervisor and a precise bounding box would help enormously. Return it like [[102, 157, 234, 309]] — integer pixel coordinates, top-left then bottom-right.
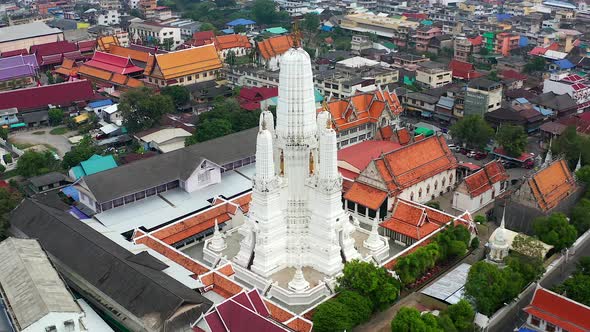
[[544, 138, 553, 168], [209, 219, 227, 252], [575, 153, 582, 173], [254, 125, 275, 185]]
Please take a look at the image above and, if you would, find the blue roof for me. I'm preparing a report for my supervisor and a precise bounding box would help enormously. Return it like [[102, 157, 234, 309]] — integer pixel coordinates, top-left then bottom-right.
[[88, 99, 113, 108], [519, 36, 529, 47], [61, 186, 79, 201], [515, 97, 529, 104], [227, 18, 256, 26], [554, 59, 575, 69], [321, 25, 333, 32], [519, 329, 537, 332], [314, 89, 324, 102], [220, 28, 234, 34], [534, 105, 554, 116], [496, 13, 512, 21], [80, 154, 117, 176], [437, 96, 455, 109]]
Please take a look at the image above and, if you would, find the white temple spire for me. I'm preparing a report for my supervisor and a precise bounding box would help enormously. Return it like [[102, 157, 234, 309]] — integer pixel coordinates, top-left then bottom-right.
[[544, 137, 553, 168], [364, 216, 386, 251], [209, 219, 227, 252], [575, 153, 582, 173]]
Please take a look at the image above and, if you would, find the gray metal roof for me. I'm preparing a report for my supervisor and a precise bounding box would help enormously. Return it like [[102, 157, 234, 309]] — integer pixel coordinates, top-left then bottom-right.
[[82, 126, 258, 203], [421, 263, 471, 304], [0, 22, 63, 43], [28, 172, 69, 188], [10, 199, 213, 332], [0, 238, 80, 330]]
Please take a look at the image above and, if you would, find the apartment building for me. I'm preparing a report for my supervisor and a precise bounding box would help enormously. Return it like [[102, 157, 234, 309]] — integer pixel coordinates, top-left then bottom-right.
[[128, 21, 182, 50], [464, 77, 503, 115], [338, 13, 419, 48], [415, 61, 452, 88], [414, 26, 442, 53]]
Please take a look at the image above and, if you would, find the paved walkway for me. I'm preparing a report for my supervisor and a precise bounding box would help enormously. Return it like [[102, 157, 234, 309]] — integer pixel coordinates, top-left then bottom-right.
[[9, 127, 74, 157]]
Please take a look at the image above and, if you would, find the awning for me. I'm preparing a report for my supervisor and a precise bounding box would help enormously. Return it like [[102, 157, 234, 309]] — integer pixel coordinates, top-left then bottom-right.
[[9, 122, 26, 128], [415, 127, 435, 137], [434, 113, 453, 121], [74, 113, 90, 124]]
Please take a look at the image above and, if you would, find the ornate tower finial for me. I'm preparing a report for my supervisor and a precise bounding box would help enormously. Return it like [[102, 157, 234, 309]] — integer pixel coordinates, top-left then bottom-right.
[[292, 20, 302, 48]]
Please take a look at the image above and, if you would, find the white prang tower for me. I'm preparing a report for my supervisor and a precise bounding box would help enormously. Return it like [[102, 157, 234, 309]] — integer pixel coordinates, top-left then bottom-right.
[[234, 45, 360, 279]]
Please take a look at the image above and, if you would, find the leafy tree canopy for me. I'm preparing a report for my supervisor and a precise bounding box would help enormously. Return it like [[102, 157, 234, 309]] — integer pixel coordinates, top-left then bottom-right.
[[301, 13, 320, 32], [0, 187, 22, 241], [62, 135, 102, 170], [48, 108, 65, 126], [335, 290, 373, 326], [446, 299, 475, 332], [16, 150, 59, 178], [119, 87, 175, 134], [496, 124, 527, 157], [391, 307, 442, 332], [450, 115, 494, 149], [312, 300, 354, 332], [533, 212, 577, 251], [553, 256, 590, 306], [160, 86, 190, 109]]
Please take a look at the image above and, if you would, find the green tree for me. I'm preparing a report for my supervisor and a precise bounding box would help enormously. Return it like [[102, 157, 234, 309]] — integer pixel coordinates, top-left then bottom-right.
[[16, 150, 59, 178], [312, 300, 354, 332], [436, 315, 458, 332], [225, 50, 237, 67], [576, 165, 590, 185], [553, 257, 590, 306], [335, 290, 373, 326], [337, 260, 400, 311], [450, 115, 494, 149], [302, 13, 320, 32], [496, 124, 527, 157], [190, 118, 233, 144], [470, 237, 480, 250], [252, 0, 278, 25], [0, 187, 23, 240], [474, 215, 486, 224], [61, 135, 102, 169], [215, 0, 236, 7], [577, 256, 590, 275], [465, 261, 508, 315], [553, 126, 587, 167], [511, 234, 545, 259], [425, 201, 441, 209], [46, 70, 55, 84], [119, 87, 175, 133], [200, 22, 216, 32], [446, 299, 475, 332], [0, 127, 8, 140], [48, 108, 65, 126], [479, 48, 489, 56], [533, 213, 577, 251], [524, 57, 546, 73], [488, 70, 499, 81], [160, 86, 190, 109], [505, 254, 544, 284], [391, 307, 442, 332]]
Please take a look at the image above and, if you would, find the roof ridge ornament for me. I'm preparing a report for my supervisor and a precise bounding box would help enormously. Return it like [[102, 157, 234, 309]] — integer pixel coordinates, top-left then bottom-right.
[[292, 20, 302, 48]]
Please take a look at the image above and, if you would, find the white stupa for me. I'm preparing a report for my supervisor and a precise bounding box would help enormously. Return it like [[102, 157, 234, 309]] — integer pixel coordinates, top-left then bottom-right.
[[233, 45, 360, 281], [487, 208, 510, 263]]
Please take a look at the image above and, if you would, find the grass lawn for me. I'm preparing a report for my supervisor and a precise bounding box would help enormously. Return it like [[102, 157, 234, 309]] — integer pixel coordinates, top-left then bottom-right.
[[32, 131, 46, 135], [50, 127, 68, 135]]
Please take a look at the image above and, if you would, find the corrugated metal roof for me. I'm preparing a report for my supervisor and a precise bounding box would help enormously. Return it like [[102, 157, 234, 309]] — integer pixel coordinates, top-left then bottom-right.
[[0, 22, 62, 43], [421, 263, 471, 304]]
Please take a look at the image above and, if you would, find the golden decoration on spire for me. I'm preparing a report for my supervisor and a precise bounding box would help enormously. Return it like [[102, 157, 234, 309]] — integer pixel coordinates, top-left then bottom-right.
[[309, 151, 315, 175], [293, 20, 302, 48], [280, 150, 285, 176]]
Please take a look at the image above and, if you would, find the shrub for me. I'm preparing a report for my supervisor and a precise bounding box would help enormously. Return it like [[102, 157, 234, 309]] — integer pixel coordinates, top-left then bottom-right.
[[470, 237, 480, 250], [2, 154, 12, 164]]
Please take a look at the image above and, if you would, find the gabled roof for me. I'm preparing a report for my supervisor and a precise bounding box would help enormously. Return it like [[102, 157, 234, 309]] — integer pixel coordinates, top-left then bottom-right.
[[10, 199, 212, 331], [144, 44, 222, 80], [54, 57, 79, 76], [0, 54, 39, 81], [371, 135, 457, 194], [344, 182, 388, 210], [97, 35, 120, 52], [257, 35, 294, 60], [212, 34, 252, 51], [325, 90, 402, 131], [380, 199, 444, 240], [528, 159, 576, 212], [78, 64, 144, 88], [79, 154, 118, 177], [204, 289, 288, 332], [190, 31, 215, 47], [109, 45, 150, 63], [524, 287, 590, 332], [30, 40, 80, 65], [0, 238, 81, 330], [226, 18, 256, 26], [338, 140, 401, 172], [463, 160, 508, 197], [0, 80, 96, 111], [449, 59, 483, 80], [84, 51, 144, 75]]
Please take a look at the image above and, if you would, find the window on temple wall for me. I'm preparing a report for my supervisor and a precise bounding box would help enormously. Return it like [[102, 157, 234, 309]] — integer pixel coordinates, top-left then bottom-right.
[[434, 180, 438, 190], [418, 188, 422, 198], [426, 184, 430, 194], [442, 177, 446, 186], [410, 192, 414, 201], [546, 323, 556, 332], [530, 317, 540, 327], [449, 173, 454, 183]]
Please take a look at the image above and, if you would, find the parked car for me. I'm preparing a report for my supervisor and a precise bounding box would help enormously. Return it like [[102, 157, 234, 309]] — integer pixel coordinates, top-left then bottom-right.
[[460, 148, 469, 155], [466, 151, 476, 158], [474, 152, 487, 160]]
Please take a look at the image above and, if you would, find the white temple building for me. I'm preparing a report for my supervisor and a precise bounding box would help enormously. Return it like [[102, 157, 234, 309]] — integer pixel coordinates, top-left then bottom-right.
[[203, 45, 391, 305]]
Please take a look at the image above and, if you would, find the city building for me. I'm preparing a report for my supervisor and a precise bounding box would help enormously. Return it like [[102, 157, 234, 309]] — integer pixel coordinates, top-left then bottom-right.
[[337, 13, 420, 46], [257, 34, 295, 71], [0, 22, 63, 54], [324, 89, 404, 148], [543, 72, 590, 113], [30, 40, 84, 68], [523, 286, 590, 332], [143, 44, 223, 87], [0, 237, 113, 332], [464, 78, 503, 116], [495, 32, 520, 56], [414, 26, 442, 53], [454, 35, 483, 62], [135, 127, 192, 153], [97, 9, 121, 26], [128, 21, 182, 50], [415, 61, 453, 88], [452, 160, 509, 212]]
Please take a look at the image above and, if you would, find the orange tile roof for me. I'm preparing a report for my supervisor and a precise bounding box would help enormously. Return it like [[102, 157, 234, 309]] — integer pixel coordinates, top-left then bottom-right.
[[110, 73, 128, 85], [77, 64, 144, 88], [379, 126, 394, 140], [265, 300, 294, 323], [343, 182, 388, 210], [380, 199, 447, 240], [200, 272, 243, 298], [394, 128, 411, 145], [324, 91, 402, 132], [286, 318, 313, 332], [97, 35, 120, 52], [78, 64, 113, 81], [376, 89, 404, 115], [528, 160, 576, 211], [145, 44, 222, 80], [126, 77, 144, 88], [109, 45, 150, 63], [217, 264, 235, 277], [463, 160, 508, 197], [372, 135, 457, 194], [54, 58, 78, 76], [134, 234, 210, 276], [212, 34, 252, 51], [257, 35, 294, 60]]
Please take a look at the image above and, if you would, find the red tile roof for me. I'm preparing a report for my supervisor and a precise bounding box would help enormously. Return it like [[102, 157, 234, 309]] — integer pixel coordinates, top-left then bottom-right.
[[344, 182, 388, 210], [524, 287, 590, 332], [449, 59, 483, 80], [501, 69, 527, 81], [373, 135, 457, 194], [463, 160, 508, 197], [529, 46, 547, 56], [338, 140, 401, 171], [190, 31, 215, 47], [84, 51, 144, 75], [0, 80, 96, 111], [30, 41, 80, 65], [212, 34, 252, 51], [325, 90, 402, 131], [380, 199, 443, 240], [77, 40, 97, 53], [239, 87, 278, 111], [257, 35, 294, 60], [468, 35, 483, 46], [394, 128, 411, 145], [1, 49, 28, 57], [528, 160, 576, 212]]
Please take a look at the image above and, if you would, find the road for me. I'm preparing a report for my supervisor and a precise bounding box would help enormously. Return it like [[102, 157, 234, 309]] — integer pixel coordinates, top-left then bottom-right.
[[9, 128, 73, 157], [490, 237, 590, 332]]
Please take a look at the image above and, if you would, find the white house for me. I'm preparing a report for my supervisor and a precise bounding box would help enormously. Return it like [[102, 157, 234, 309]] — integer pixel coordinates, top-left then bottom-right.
[[129, 21, 182, 50], [102, 103, 122, 125], [452, 160, 509, 212], [97, 9, 121, 26], [135, 127, 192, 153]]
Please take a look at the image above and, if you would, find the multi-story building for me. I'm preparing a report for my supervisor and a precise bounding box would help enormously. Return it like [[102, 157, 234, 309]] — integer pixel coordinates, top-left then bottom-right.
[[337, 13, 419, 48], [226, 66, 280, 88], [143, 44, 223, 87], [495, 32, 520, 56], [543, 72, 590, 113], [211, 34, 252, 60], [97, 9, 121, 26], [163, 18, 201, 39], [315, 66, 399, 99], [464, 77, 503, 115], [414, 26, 442, 53], [99, 0, 121, 10], [454, 35, 483, 62], [128, 21, 182, 50], [351, 35, 373, 54], [415, 61, 452, 88], [138, 0, 157, 18], [384, 53, 430, 71]]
